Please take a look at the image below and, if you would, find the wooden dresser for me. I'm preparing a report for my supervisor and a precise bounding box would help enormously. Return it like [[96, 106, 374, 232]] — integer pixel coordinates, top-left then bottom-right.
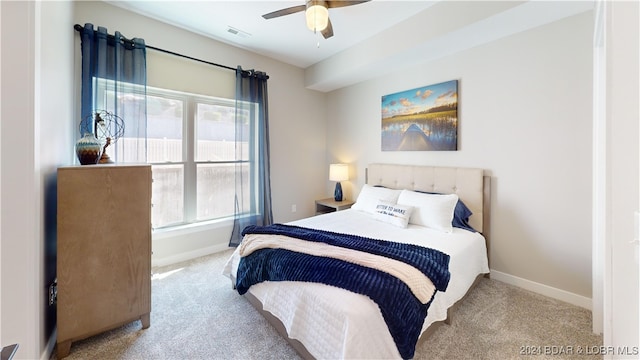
[[56, 164, 152, 358]]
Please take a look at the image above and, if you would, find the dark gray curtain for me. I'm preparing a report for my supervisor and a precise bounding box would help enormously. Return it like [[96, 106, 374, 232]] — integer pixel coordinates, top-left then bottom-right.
[[229, 66, 273, 247], [79, 23, 147, 162]]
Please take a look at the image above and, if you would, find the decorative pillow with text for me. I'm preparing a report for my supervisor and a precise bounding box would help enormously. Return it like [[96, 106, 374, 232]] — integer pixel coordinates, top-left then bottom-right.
[[372, 201, 414, 228]]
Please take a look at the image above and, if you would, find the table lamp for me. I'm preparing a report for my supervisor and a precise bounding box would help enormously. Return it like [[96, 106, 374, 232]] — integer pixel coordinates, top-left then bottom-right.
[[329, 163, 348, 201]]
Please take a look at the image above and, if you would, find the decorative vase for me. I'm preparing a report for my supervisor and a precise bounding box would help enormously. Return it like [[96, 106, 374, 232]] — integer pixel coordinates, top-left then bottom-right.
[[334, 182, 343, 202], [75, 133, 103, 165]]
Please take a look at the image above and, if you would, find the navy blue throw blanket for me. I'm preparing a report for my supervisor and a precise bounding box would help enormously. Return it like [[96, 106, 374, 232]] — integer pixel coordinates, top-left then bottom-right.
[[236, 224, 451, 359]]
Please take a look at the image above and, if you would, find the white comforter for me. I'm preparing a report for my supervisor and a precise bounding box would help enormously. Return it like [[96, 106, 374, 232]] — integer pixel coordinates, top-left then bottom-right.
[[222, 209, 489, 359]]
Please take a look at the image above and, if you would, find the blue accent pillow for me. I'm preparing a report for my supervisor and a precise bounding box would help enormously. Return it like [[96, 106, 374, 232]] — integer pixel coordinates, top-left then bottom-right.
[[452, 199, 475, 232], [373, 185, 476, 232]]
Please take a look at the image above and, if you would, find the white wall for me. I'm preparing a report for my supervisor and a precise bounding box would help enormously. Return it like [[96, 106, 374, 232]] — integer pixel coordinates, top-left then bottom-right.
[[73, 1, 328, 266], [0, 5, 38, 358], [0, 1, 74, 359], [326, 12, 594, 304], [603, 0, 640, 353], [39, 1, 76, 353]]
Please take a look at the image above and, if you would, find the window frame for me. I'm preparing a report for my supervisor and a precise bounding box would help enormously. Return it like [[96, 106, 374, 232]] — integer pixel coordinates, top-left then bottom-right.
[[94, 79, 259, 230]]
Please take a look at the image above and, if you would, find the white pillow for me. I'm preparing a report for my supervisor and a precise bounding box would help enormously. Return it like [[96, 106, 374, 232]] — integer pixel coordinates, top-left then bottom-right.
[[351, 185, 402, 214], [397, 190, 458, 233], [372, 201, 414, 228]]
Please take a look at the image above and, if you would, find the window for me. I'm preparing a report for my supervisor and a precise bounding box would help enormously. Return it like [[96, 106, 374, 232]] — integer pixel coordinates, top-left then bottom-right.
[[148, 88, 256, 229], [96, 82, 257, 229]]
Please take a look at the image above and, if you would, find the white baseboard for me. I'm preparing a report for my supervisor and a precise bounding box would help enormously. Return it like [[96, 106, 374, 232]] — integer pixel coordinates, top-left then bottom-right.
[[490, 269, 592, 310], [152, 243, 231, 268]]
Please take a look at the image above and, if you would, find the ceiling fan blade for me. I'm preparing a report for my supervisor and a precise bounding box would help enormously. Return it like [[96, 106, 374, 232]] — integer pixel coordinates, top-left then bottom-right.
[[262, 5, 306, 19], [321, 18, 334, 39], [326, 0, 370, 9]]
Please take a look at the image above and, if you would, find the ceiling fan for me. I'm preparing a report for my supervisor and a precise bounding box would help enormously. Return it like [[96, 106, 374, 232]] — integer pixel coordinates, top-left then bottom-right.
[[262, 0, 371, 39]]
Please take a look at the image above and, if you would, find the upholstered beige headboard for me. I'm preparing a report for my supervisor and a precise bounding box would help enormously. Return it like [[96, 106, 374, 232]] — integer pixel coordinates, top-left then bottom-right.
[[366, 164, 490, 236]]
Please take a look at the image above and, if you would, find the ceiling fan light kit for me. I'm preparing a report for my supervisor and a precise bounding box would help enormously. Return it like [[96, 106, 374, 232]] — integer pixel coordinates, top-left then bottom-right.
[[305, 2, 329, 32]]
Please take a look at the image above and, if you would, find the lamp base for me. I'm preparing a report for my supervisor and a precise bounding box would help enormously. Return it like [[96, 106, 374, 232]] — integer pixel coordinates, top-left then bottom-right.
[[334, 182, 343, 202]]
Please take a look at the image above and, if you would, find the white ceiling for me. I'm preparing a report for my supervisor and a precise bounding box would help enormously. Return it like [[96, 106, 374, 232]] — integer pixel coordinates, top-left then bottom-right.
[[106, 0, 438, 68], [106, 0, 594, 92]]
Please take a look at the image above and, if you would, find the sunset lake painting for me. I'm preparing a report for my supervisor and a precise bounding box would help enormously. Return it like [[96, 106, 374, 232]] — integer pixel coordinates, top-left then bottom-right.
[[381, 80, 458, 151]]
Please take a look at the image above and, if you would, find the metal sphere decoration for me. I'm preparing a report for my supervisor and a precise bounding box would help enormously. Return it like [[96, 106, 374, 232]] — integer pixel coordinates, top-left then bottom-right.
[[80, 110, 125, 163]]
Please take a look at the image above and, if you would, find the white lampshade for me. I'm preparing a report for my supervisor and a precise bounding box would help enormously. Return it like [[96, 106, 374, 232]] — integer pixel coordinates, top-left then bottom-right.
[[305, 3, 329, 32], [329, 163, 348, 182]]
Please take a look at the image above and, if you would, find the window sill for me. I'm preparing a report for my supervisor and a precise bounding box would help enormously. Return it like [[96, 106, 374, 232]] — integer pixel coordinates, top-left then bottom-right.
[[152, 217, 234, 240]]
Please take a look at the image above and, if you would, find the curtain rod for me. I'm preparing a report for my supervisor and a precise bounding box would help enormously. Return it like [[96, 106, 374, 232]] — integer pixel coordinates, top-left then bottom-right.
[[146, 45, 238, 72], [73, 24, 238, 73]]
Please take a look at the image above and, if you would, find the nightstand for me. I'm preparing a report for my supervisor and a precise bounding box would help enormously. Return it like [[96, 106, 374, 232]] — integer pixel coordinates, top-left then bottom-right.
[[315, 198, 355, 215]]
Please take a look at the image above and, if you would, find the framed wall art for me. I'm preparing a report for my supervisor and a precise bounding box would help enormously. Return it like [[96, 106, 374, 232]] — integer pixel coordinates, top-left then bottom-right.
[[381, 79, 458, 151]]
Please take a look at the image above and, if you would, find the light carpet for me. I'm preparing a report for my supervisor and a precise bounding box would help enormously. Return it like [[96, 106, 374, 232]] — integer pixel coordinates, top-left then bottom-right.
[[52, 249, 602, 360]]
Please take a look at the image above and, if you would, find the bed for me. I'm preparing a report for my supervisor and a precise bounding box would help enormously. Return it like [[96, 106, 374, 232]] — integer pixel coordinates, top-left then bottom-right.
[[222, 163, 491, 359]]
